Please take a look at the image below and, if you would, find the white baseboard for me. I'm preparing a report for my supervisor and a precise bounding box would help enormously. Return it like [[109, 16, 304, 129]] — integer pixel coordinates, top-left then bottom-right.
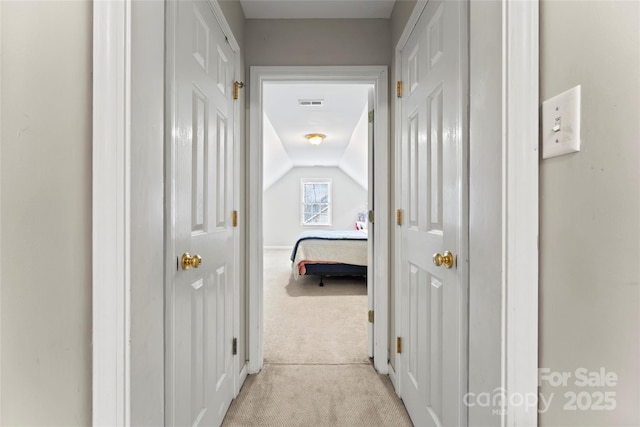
[[388, 362, 400, 397], [236, 362, 249, 397]]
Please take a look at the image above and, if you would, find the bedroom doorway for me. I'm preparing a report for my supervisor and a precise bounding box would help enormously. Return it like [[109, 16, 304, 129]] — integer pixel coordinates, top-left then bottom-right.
[[247, 66, 390, 375], [261, 81, 373, 366]]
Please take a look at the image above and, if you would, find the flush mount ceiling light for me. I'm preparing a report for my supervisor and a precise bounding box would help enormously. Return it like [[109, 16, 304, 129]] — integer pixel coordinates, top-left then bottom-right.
[[305, 133, 326, 145]]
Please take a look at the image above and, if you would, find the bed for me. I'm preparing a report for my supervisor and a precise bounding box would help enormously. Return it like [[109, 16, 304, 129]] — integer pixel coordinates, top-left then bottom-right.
[[290, 229, 368, 286]]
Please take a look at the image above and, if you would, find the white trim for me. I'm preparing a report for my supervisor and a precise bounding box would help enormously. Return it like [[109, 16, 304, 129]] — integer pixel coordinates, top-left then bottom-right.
[[457, 2, 471, 425], [207, 0, 244, 399], [163, 0, 177, 422], [300, 178, 332, 227], [92, 1, 130, 425], [206, 0, 244, 398], [388, 363, 399, 397], [238, 362, 249, 393], [0, 1, 3, 419], [391, 0, 428, 399], [503, 1, 539, 425], [249, 66, 390, 374]]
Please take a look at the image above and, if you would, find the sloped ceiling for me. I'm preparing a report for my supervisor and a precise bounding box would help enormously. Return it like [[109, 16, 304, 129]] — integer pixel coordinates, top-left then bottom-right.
[[263, 83, 370, 190], [240, 0, 396, 19], [339, 104, 369, 189], [263, 113, 294, 190]]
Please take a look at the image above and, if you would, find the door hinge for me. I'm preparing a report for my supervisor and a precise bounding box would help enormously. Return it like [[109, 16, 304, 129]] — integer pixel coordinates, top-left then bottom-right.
[[232, 337, 238, 355], [396, 209, 403, 226], [397, 81, 403, 98], [233, 81, 244, 100], [232, 210, 238, 227], [396, 337, 402, 354], [368, 310, 374, 323], [368, 110, 374, 123], [368, 209, 375, 224]]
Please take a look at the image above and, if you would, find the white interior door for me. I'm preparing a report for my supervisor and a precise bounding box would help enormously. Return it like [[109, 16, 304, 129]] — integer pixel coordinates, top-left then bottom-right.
[[399, 1, 467, 426], [167, 1, 236, 425]]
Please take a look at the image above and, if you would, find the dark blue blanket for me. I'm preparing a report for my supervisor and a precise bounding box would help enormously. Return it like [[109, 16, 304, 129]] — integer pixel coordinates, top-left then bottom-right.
[[290, 230, 367, 262]]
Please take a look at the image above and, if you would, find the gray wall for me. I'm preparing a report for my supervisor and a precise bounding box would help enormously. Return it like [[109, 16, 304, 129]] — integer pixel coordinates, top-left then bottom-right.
[[0, 1, 92, 425], [539, 1, 640, 425], [246, 18, 391, 68], [245, 18, 391, 86], [219, 0, 245, 50], [391, 0, 417, 50], [263, 167, 367, 247]]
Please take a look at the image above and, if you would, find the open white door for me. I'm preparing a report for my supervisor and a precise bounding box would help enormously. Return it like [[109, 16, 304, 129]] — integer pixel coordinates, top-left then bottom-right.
[[166, 1, 236, 425], [398, 0, 468, 426], [367, 87, 375, 358]]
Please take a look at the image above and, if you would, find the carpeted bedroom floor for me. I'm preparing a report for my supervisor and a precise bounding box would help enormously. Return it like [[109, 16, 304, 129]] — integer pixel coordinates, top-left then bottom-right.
[[222, 248, 413, 427]]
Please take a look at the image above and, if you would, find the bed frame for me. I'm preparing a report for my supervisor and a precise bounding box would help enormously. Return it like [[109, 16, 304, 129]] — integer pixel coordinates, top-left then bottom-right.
[[302, 263, 368, 286], [291, 229, 368, 286]]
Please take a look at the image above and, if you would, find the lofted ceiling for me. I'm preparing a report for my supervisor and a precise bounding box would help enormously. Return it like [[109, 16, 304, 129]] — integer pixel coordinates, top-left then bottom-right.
[[239, 0, 396, 19], [263, 83, 371, 190]]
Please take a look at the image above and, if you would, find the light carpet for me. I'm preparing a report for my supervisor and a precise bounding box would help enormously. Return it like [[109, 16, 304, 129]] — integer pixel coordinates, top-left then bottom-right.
[[222, 364, 412, 427], [222, 248, 413, 426], [263, 248, 369, 364]]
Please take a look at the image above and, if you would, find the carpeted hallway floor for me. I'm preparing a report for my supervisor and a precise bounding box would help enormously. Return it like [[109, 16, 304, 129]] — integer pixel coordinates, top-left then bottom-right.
[[222, 248, 413, 426]]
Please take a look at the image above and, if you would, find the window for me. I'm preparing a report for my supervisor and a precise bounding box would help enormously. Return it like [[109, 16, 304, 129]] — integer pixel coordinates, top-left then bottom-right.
[[301, 179, 331, 226]]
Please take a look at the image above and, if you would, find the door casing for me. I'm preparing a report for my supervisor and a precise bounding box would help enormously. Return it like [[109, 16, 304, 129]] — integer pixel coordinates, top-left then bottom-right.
[[247, 66, 390, 374]]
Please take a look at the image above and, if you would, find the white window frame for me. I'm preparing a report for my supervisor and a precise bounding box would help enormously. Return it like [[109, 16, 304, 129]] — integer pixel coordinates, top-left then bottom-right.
[[300, 178, 332, 227]]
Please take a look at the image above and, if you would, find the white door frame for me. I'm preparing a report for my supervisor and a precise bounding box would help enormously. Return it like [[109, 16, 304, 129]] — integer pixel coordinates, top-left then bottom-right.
[[248, 66, 389, 374], [92, 1, 129, 424], [393, 1, 539, 426], [0, 1, 4, 420], [92, 1, 242, 424]]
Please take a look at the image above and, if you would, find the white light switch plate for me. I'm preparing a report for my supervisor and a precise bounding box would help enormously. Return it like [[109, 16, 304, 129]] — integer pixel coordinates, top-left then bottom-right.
[[542, 85, 581, 159]]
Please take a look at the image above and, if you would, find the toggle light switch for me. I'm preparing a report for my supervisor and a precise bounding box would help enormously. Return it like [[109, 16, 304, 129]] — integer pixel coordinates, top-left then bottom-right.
[[542, 85, 581, 159]]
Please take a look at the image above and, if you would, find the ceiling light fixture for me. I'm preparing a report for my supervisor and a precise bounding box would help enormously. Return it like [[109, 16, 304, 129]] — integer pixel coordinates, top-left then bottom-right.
[[305, 133, 326, 145]]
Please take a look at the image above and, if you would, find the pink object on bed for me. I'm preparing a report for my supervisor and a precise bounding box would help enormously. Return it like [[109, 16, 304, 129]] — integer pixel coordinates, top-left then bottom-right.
[[298, 261, 338, 275]]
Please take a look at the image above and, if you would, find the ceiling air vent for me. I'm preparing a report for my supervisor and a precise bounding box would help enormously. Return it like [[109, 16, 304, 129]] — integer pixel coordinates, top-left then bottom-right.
[[298, 99, 324, 107]]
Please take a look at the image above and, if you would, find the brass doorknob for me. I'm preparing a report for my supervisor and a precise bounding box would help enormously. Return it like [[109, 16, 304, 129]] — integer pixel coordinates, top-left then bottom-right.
[[181, 252, 202, 270], [433, 251, 454, 269]]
